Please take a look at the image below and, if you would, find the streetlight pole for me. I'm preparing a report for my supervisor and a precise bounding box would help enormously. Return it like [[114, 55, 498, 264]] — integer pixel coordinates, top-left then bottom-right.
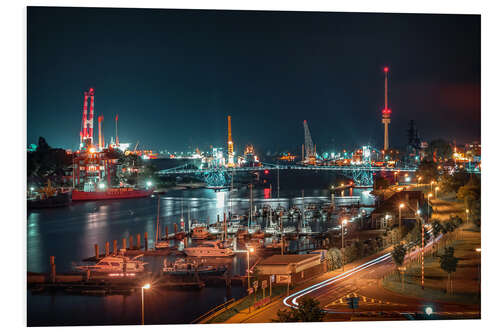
[[434, 186, 439, 200], [427, 193, 433, 219], [246, 247, 254, 288], [399, 203, 404, 237], [466, 209, 470, 224], [141, 283, 150, 325], [341, 219, 347, 271]]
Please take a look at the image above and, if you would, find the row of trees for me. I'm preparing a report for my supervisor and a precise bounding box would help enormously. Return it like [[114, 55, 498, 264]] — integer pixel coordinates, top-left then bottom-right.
[[390, 214, 463, 294], [416, 159, 481, 226], [325, 238, 385, 271]]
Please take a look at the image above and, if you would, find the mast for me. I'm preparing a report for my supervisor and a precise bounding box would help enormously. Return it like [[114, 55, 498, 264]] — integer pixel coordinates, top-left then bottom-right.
[[155, 196, 160, 242]]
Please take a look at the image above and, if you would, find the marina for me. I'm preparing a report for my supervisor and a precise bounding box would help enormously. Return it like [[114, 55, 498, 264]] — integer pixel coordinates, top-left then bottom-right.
[[27, 182, 375, 325]]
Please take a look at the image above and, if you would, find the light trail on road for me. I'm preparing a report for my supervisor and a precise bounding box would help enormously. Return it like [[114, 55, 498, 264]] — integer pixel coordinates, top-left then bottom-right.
[[283, 233, 442, 312]]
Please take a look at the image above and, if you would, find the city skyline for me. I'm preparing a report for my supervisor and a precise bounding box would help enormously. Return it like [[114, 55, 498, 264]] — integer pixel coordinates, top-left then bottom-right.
[[28, 7, 480, 152]]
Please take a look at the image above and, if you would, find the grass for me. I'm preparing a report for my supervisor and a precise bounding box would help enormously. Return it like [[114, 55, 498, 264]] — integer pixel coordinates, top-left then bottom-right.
[[382, 224, 481, 305], [207, 285, 288, 323]]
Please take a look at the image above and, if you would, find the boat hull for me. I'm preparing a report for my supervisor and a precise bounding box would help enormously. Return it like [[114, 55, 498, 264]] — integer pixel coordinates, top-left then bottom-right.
[[28, 192, 71, 209], [72, 188, 153, 201]]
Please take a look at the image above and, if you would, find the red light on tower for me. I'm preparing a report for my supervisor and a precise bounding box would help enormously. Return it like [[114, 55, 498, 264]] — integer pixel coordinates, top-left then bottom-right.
[[384, 67, 389, 73], [264, 169, 269, 175]]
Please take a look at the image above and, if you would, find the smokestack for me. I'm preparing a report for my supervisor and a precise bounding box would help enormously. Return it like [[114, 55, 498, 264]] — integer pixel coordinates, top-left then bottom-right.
[[98, 115, 104, 151], [115, 114, 119, 146], [88, 88, 95, 144], [81, 91, 89, 140]]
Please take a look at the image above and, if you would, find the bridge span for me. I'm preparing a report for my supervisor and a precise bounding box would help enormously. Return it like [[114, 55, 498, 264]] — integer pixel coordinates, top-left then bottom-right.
[[156, 162, 418, 188]]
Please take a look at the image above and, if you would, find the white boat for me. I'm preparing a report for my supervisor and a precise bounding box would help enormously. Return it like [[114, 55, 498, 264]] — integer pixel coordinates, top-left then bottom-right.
[[227, 222, 240, 234], [264, 226, 280, 235], [247, 223, 261, 234], [183, 240, 234, 257], [283, 226, 297, 234], [301, 225, 313, 233], [208, 225, 224, 235], [191, 226, 210, 240], [75, 254, 146, 273]]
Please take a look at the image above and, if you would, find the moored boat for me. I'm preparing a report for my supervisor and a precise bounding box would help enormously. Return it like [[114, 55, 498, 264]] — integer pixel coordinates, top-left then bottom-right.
[[162, 258, 226, 275], [183, 240, 234, 257], [75, 254, 146, 273]]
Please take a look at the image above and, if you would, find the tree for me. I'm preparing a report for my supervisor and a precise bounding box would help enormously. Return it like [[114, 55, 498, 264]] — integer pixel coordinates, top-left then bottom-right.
[[427, 139, 453, 162], [457, 177, 481, 225], [391, 243, 407, 290], [325, 248, 342, 271], [440, 169, 471, 194], [274, 297, 324, 322], [416, 160, 439, 184], [439, 247, 459, 294]]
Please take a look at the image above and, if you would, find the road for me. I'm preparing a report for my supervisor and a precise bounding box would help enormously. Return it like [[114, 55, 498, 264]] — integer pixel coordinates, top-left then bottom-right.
[[228, 236, 479, 323]]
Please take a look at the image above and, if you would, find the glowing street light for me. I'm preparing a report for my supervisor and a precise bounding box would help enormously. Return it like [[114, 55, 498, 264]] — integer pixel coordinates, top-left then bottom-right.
[[341, 219, 347, 271], [466, 209, 470, 224], [417, 176, 422, 187], [434, 186, 440, 200], [425, 306, 433, 316], [141, 283, 151, 325], [427, 193, 433, 218]]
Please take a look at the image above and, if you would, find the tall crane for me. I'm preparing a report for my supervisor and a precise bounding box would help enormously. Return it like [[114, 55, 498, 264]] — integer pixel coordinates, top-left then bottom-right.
[[303, 120, 315, 164]]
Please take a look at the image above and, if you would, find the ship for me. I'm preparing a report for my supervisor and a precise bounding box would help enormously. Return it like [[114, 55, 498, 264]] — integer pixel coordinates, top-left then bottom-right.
[[27, 180, 71, 209], [71, 187, 153, 201]]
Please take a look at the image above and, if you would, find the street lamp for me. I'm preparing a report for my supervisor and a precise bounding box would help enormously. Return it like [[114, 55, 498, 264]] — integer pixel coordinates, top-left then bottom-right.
[[341, 219, 347, 271], [427, 193, 433, 219], [141, 283, 151, 325], [417, 176, 422, 187], [246, 247, 255, 288], [430, 180, 435, 193], [399, 203, 405, 236], [475, 248, 481, 299], [466, 208, 470, 224], [424, 306, 433, 316]]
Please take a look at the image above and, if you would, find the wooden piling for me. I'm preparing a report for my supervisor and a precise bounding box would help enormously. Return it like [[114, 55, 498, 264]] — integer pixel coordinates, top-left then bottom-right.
[[174, 224, 178, 233], [136, 233, 141, 249], [113, 240, 117, 255], [145, 232, 148, 251], [94, 244, 99, 260], [105, 241, 110, 256], [122, 238, 127, 251], [184, 237, 187, 247], [50, 256, 56, 283], [165, 226, 168, 239], [129, 235, 134, 250]]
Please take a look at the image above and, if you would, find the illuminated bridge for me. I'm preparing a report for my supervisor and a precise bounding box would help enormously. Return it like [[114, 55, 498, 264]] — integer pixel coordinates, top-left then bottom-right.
[[156, 163, 419, 188]]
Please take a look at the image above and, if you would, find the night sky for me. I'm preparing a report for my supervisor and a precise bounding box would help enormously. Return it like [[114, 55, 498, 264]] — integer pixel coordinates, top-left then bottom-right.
[[27, 7, 480, 154]]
